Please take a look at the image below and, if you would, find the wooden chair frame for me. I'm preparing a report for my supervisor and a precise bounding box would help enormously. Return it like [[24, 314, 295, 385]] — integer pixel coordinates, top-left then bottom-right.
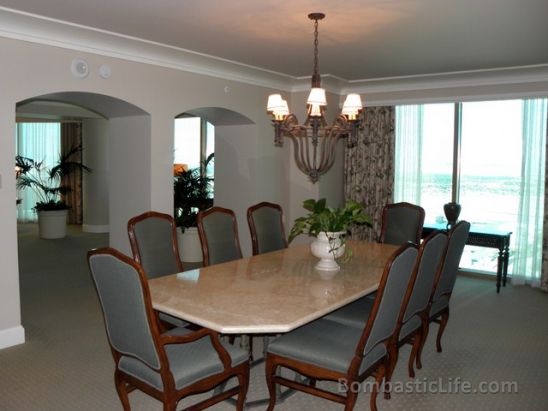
[[383, 230, 449, 398], [197, 206, 243, 266], [379, 202, 426, 245], [88, 247, 249, 411], [247, 201, 288, 256], [127, 210, 184, 273], [413, 221, 470, 371], [265, 243, 419, 411]]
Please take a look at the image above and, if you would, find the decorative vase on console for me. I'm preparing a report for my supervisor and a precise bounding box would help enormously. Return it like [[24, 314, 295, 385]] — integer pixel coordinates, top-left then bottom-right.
[[443, 202, 461, 227]]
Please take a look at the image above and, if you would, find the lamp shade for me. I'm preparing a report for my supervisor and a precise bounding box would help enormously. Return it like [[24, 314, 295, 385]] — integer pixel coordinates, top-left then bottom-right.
[[307, 88, 327, 106], [267, 94, 284, 112], [342, 94, 363, 113]]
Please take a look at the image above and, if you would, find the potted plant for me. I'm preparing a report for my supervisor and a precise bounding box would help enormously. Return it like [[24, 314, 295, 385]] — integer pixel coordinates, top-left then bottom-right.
[[174, 153, 214, 262], [16, 145, 91, 239], [289, 198, 372, 271]]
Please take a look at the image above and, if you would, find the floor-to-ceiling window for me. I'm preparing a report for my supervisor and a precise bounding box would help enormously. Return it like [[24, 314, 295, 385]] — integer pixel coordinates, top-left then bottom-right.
[[395, 98, 547, 284], [15, 122, 61, 222]]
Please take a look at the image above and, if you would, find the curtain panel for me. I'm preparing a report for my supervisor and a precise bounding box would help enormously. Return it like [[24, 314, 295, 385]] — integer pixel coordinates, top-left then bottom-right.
[[61, 122, 84, 225], [344, 106, 395, 242], [541, 105, 548, 292]]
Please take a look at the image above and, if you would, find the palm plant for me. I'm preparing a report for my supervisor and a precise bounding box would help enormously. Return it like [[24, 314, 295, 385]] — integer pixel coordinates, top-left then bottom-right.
[[16, 145, 91, 211], [173, 153, 214, 229]]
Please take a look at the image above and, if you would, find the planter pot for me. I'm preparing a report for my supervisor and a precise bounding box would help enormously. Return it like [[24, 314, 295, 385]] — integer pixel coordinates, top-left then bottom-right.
[[177, 227, 203, 263], [310, 231, 346, 271], [38, 209, 68, 239]]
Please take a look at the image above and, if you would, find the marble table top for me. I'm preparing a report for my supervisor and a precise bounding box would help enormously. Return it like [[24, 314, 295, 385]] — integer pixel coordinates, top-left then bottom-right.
[[149, 240, 399, 334]]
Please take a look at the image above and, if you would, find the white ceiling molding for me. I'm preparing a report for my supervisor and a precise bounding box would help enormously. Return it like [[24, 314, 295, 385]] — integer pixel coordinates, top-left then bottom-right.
[[2, 7, 548, 98], [0, 7, 294, 91], [345, 64, 548, 95]]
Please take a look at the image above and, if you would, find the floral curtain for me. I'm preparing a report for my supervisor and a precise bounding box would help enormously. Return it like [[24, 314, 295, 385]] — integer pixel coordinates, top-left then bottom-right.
[[344, 106, 395, 241], [61, 122, 83, 225]]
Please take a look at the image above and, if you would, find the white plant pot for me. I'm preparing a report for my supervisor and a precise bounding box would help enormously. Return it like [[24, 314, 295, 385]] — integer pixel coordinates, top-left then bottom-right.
[[38, 209, 68, 239], [177, 227, 203, 263], [310, 231, 346, 271]]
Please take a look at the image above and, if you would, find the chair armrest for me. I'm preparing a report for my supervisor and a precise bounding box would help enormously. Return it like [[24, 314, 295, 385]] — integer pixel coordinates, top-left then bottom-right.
[[160, 328, 233, 369]]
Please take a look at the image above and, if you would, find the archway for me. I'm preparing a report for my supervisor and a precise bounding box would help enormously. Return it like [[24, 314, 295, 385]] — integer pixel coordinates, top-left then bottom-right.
[[174, 107, 257, 255]]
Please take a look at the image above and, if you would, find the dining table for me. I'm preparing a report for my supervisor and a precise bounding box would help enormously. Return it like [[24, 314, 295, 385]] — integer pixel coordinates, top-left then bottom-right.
[[148, 240, 398, 336], [148, 239, 398, 407]]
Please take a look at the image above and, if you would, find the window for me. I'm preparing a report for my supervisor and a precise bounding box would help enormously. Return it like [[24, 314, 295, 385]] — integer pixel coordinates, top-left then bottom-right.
[[15, 122, 61, 222], [174, 116, 215, 180], [395, 98, 547, 284]]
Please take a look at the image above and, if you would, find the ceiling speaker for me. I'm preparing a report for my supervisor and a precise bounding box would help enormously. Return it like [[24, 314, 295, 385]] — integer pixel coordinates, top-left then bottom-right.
[[71, 58, 89, 78]]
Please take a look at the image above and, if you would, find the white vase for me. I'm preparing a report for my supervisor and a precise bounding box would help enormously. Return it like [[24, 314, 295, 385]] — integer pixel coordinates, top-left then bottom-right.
[[38, 209, 68, 239], [310, 231, 346, 271], [177, 227, 203, 263]]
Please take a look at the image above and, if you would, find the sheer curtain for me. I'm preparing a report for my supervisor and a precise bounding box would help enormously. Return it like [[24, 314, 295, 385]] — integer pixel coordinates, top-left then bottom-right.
[[16, 123, 61, 222], [514, 99, 547, 287], [394, 105, 423, 204]]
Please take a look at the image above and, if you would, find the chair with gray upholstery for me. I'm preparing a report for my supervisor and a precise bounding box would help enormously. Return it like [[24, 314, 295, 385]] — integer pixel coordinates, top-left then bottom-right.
[[87, 247, 249, 411], [127, 211, 184, 279], [197, 206, 243, 266], [128, 211, 188, 328], [379, 202, 425, 245], [419, 220, 470, 357], [325, 231, 448, 385], [384, 230, 448, 396], [265, 243, 419, 411], [247, 202, 288, 255]]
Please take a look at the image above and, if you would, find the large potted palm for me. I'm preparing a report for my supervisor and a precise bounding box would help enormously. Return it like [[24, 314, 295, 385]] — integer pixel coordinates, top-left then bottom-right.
[[16, 146, 91, 239], [174, 154, 214, 262]]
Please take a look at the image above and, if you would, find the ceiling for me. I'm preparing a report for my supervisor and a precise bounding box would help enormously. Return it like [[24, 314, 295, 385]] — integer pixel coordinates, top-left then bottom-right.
[[1, 0, 548, 80]]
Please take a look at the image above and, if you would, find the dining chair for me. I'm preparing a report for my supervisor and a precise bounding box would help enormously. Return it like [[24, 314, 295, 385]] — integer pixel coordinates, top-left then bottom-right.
[[265, 243, 419, 411], [247, 202, 288, 255], [418, 220, 470, 358], [379, 202, 425, 245], [384, 230, 448, 395], [197, 206, 243, 266], [127, 211, 188, 328], [87, 247, 249, 411], [324, 231, 448, 385], [127, 211, 184, 279]]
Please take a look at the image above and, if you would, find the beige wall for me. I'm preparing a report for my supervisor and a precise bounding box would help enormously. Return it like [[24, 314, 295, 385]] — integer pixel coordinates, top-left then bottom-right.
[[82, 118, 109, 232], [2, 32, 548, 349], [0, 37, 287, 347]]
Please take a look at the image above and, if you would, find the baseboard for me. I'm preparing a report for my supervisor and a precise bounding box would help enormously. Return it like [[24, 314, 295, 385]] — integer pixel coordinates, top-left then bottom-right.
[[82, 224, 109, 233], [0, 325, 25, 350]]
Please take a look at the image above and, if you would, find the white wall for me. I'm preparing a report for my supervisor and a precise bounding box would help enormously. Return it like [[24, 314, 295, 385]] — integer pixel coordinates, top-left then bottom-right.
[[82, 118, 109, 233], [0, 36, 285, 348], [215, 124, 257, 256]]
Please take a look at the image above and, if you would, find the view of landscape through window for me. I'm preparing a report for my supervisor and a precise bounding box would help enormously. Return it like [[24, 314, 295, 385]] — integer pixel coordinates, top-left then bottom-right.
[[396, 100, 524, 274]]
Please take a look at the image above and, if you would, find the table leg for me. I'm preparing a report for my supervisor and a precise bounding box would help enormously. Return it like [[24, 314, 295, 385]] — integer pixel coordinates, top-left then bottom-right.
[[496, 248, 503, 293], [502, 244, 509, 287]]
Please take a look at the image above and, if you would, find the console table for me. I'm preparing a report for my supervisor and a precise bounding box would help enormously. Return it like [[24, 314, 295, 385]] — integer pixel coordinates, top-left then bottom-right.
[[422, 224, 512, 293]]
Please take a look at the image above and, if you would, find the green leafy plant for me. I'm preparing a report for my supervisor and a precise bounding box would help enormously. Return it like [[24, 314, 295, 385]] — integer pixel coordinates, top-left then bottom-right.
[[289, 198, 372, 260], [16, 145, 91, 211], [289, 198, 372, 242], [174, 153, 214, 229]]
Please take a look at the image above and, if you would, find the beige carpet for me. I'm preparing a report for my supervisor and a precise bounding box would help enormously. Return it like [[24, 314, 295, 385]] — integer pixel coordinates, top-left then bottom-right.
[[1, 224, 548, 410]]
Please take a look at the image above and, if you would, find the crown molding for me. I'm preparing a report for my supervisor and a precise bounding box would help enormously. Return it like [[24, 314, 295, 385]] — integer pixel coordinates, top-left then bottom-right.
[[344, 64, 548, 95], [0, 7, 294, 91], [1, 7, 548, 98]]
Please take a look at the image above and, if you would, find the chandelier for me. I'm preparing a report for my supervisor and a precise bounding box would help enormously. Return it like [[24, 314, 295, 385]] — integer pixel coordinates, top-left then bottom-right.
[[267, 12, 363, 183]]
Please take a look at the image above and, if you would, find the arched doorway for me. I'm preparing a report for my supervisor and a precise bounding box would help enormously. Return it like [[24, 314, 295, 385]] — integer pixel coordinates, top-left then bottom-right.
[[174, 107, 257, 255]]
